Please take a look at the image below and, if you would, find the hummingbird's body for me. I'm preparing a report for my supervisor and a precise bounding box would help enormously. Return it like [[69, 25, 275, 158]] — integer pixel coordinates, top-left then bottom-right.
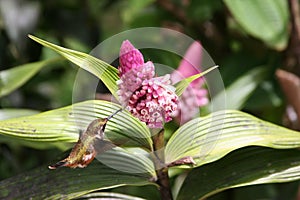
[[49, 109, 121, 169]]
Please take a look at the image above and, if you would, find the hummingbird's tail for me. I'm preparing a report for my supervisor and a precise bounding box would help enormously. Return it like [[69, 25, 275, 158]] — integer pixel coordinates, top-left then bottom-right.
[[48, 160, 67, 169]]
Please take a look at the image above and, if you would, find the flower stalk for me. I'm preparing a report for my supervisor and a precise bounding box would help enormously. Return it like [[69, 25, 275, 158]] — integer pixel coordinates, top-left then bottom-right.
[[116, 40, 189, 199], [151, 129, 173, 200]]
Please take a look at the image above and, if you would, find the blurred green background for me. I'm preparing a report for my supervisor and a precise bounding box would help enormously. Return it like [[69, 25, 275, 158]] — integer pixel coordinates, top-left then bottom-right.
[[0, 0, 299, 199]]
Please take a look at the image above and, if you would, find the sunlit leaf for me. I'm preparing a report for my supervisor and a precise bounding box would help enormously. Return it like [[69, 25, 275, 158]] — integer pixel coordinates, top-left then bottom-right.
[[224, 0, 289, 50], [165, 110, 300, 167], [0, 58, 60, 97], [0, 109, 39, 120], [0, 100, 152, 150], [211, 66, 267, 110], [177, 147, 300, 200], [175, 65, 218, 96], [78, 192, 146, 200], [96, 147, 155, 176], [28, 35, 120, 99], [0, 160, 154, 200]]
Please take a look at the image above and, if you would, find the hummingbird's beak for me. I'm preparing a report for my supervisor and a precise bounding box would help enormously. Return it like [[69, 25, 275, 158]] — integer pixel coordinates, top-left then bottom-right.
[[107, 108, 122, 120], [101, 109, 122, 131]]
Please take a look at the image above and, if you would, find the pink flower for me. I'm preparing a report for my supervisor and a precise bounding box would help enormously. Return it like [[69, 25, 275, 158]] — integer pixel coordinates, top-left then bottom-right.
[[127, 75, 178, 128], [117, 61, 155, 106], [171, 41, 209, 123], [117, 40, 178, 128], [118, 40, 145, 77]]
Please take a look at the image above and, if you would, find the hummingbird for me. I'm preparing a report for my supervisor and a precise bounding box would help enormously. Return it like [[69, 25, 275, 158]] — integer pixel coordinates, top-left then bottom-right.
[[48, 109, 122, 169]]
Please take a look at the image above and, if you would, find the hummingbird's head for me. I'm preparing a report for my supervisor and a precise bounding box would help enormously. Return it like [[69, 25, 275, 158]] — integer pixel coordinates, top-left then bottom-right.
[[85, 109, 122, 136], [86, 118, 108, 135]]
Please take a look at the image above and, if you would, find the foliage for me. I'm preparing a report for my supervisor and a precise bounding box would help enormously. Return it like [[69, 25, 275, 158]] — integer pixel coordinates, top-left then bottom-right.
[[0, 0, 300, 199]]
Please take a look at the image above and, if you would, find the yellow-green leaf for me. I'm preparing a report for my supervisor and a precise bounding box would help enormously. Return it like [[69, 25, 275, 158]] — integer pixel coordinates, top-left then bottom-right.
[[0, 100, 152, 150], [0, 58, 60, 97], [165, 110, 300, 167], [177, 147, 300, 200], [28, 35, 119, 99], [175, 65, 218, 97]]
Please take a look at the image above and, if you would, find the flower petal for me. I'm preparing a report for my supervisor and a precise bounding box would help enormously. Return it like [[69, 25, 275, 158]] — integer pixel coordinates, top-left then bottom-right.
[[119, 40, 144, 76], [127, 77, 178, 128]]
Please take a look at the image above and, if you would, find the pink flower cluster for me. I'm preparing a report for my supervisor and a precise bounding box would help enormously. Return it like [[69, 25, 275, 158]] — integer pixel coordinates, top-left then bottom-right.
[[117, 40, 178, 128], [171, 41, 209, 123]]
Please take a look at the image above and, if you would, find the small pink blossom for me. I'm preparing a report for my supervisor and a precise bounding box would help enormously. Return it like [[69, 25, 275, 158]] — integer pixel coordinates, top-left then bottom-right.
[[171, 41, 209, 123], [127, 75, 178, 128], [117, 40, 178, 128], [119, 40, 145, 77], [117, 61, 155, 107]]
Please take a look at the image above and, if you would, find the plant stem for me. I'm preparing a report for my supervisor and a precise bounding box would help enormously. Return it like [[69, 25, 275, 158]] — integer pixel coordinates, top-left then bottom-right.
[[156, 167, 173, 200], [151, 129, 173, 200]]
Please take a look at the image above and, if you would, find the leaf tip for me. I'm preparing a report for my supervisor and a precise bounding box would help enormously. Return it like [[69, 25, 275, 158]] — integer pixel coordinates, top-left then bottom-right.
[[28, 35, 39, 44], [28, 34, 34, 40]]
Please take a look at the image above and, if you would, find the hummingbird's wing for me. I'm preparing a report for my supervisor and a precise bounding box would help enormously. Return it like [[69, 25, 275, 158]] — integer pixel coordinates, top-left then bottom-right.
[[93, 138, 116, 155]]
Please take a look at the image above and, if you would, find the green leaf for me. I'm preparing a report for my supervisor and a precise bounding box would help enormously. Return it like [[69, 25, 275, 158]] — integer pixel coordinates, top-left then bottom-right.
[[211, 66, 267, 110], [79, 192, 146, 200], [0, 58, 60, 97], [122, 0, 155, 24], [175, 65, 218, 96], [96, 147, 156, 177], [224, 0, 289, 50], [165, 110, 300, 167], [0, 160, 154, 200], [0, 100, 152, 150], [0, 109, 44, 149], [177, 147, 300, 200], [0, 109, 39, 120], [28, 35, 119, 99]]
